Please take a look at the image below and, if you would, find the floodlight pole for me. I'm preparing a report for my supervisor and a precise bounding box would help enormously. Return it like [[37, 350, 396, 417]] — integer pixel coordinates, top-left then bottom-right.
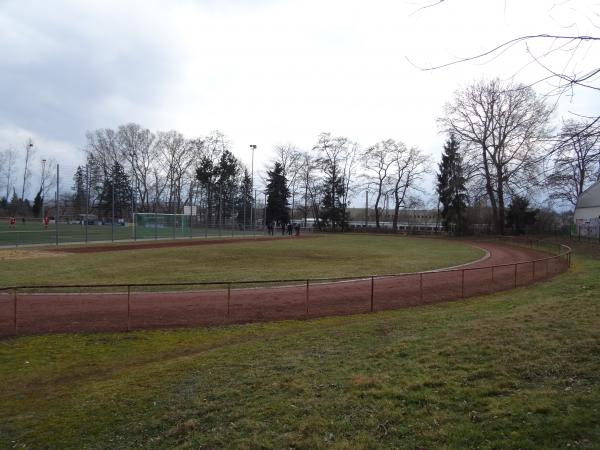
[[41, 159, 46, 225], [111, 174, 115, 242], [365, 187, 368, 227], [249, 144, 256, 236], [55, 164, 59, 246], [85, 163, 89, 243], [130, 152, 136, 241]]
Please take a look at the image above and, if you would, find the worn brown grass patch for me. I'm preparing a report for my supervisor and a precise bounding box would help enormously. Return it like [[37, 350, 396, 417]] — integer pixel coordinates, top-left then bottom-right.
[[0, 249, 70, 261]]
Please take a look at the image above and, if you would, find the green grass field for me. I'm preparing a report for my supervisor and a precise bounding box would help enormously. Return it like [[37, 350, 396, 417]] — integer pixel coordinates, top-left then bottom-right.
[[0, 221, 261, 247], [0, 235, 484, 287], [0, 245, 598, 449]]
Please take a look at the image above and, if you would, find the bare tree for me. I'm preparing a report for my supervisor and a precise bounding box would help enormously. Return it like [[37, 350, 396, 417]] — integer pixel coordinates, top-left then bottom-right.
[[186, 137, 206, 208], [1, 147, 17, 199], [389, 146, 431, 231], [297, 151, 319, 227], [361, 139, 396, 229], [0, 151, 4, 195], [117, 123, 157, 212], [21, 138, 36, 200], [155, 130, 193, 213], [151, 166, 168, 212], [197, 131, 234, 224], [39, 157, 57, 200], [547, 119, 600, 208], [439, 78, 553, 233], [272, 143, 302, 221], [340, 142, 360, 226], [313, 132, 351, 231], [411, 1, 600, 133], [85, 128, 123, 180]]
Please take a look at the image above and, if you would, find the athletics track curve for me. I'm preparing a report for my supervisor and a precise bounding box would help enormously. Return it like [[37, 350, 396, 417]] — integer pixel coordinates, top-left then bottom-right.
[[0, 240, 569, 337]]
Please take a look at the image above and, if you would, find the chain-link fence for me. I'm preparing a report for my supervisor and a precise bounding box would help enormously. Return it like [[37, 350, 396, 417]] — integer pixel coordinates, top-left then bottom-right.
[[0, 239, 571, 337], [0, 159, 315, 247], [0, 213, 315, 247]]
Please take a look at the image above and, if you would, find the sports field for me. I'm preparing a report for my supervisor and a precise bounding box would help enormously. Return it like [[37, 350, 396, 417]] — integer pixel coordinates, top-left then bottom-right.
[[0, 242, 598, 449], [0, 235, 484, 287], [0, 221, 259, 247]]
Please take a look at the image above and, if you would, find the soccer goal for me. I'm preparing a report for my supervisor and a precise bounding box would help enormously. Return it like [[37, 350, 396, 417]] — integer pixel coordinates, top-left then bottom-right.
[[134, 213, 191, 239]]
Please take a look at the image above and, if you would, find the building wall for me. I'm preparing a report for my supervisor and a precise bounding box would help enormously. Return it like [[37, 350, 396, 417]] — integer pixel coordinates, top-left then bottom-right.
[[574, 206, 600, 222]]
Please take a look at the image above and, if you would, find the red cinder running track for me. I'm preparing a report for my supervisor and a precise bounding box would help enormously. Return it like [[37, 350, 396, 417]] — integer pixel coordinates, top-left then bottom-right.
[[0, 241, 568, 337]]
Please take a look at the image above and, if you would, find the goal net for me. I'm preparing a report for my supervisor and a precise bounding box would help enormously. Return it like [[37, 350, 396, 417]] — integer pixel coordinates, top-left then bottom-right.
[[134, 213, 191, 239]]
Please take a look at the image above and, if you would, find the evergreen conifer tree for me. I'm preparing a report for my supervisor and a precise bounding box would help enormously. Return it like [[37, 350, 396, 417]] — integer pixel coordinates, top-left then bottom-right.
[[437, 134, 468, 234], [98, 162, 131, 220], [265, 162, 290, 225], [319, 165, 347, 231], [32, 189, 43, 217], [236, 168, 252, 226], [72, 166, 87, 216]]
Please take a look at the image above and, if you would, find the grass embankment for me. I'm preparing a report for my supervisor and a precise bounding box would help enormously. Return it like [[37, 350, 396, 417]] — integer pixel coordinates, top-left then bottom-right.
[[1, 252, 599, 448], [0, 235, 483, 287]]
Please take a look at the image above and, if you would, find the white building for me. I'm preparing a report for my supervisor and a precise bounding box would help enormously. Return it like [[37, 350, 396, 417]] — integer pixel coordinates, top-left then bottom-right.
[[574, 181, 600, 237]]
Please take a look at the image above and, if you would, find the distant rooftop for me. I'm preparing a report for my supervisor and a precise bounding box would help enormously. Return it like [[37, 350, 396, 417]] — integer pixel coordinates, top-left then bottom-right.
[[576, 181, 600, 209]]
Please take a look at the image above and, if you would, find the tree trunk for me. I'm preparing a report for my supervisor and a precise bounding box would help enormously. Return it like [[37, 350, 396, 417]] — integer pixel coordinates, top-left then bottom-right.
[[393, 202, 400, 231], [374, 190, 382, 229], [496, 166, 505, 235], [482, 148, 498, 233]]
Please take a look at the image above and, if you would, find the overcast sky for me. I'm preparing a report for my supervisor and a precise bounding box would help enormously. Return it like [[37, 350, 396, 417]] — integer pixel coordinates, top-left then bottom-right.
[[1, 0, 598, 200]]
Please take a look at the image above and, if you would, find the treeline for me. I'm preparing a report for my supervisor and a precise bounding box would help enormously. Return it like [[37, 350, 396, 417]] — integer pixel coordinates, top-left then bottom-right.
[[435, 78, 600, 235], [0, 138, 57, 218], [2, 77, 598, 234], [71, 126, 431, 231], [71, 126, 253, 226]]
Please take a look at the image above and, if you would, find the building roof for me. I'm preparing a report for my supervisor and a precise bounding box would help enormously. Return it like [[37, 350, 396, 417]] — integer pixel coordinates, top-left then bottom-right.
[[576, 180, 600, 209]]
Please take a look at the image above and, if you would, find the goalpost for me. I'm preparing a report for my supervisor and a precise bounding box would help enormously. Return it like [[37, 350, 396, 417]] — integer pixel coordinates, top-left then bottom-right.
[[134, 213, 191, 239]]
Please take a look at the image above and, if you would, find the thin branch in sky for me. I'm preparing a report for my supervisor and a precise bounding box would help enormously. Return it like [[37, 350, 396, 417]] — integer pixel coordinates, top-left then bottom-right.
[[408, 0, 445, 17], [412, 34, 600, 71]]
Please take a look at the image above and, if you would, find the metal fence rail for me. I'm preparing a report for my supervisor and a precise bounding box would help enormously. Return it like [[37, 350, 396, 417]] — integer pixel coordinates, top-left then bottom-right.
[[0, 239, 571, 337]]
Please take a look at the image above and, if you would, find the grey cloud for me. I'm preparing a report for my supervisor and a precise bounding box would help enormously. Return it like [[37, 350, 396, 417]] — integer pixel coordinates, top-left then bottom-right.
[[0, 1, 181, 144]]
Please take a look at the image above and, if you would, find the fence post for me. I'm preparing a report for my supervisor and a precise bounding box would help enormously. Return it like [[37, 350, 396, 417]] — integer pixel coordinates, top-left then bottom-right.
[[227, 283, 231, 319], [13, 288, 17, 336], [231, 197, 235, 238], [370, 276, 374, 312], [461, 269, 465, 298], [127, 285, 131, 332], [306, 280, 309, 315], [514, 263, 518, 288], [419, 272, 423, 302]]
